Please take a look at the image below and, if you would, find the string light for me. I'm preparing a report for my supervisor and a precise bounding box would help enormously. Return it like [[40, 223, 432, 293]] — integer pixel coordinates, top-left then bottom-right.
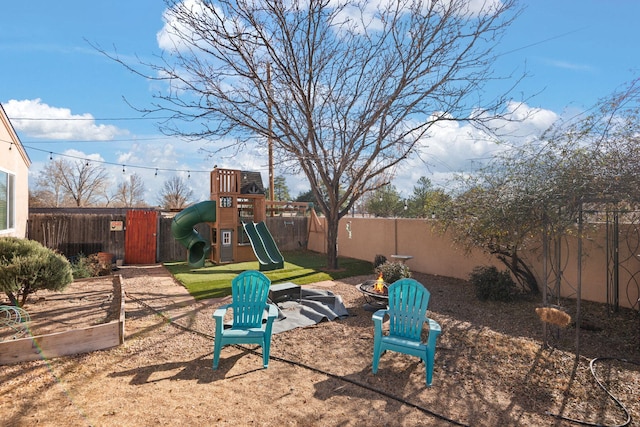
[[2, 139, 211, 176], [122, 165, 125, 173]]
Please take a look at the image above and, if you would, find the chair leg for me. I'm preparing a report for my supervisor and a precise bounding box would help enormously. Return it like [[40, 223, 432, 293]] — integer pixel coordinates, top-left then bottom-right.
[[425, 349, 435, 386], [372, 341, 382, 374], [262, 340, 270, 368], [212, 341, 222, 370]]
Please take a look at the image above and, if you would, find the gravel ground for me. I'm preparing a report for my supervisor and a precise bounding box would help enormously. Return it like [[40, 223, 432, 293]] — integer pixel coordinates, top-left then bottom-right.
[[1, 264, 638, 427]]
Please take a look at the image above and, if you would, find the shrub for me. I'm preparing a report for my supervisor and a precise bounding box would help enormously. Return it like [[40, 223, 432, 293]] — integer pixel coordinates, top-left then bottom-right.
[[71, 253, 101, 279], [373, 254, 387, 269], [0, 237, 73, 306], [375, 261, 411, 284], [469, 266, 516, 301]]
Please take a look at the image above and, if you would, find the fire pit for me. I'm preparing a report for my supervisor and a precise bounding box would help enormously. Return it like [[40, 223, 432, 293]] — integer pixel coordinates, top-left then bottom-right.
[[356, 274, 389, 311]]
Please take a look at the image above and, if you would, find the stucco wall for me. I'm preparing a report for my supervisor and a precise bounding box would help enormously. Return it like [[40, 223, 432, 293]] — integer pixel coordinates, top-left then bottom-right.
[[0, 107, 30, 238], [308, 216, 640, 310]]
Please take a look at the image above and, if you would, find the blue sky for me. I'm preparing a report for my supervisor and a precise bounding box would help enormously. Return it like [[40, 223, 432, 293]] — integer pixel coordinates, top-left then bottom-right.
[[1, 1, 638, 205]]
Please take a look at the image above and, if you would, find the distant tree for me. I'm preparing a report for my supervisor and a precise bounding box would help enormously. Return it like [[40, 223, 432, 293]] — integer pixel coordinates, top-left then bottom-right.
[[113, 173, 148, 207], [33, 160, 68, 207], [365, 186, 404, 217], [29, 189, 58, 208], [34, 158, 110, 207], [105, 0, 523, 269], [295, 189, 315, 204], [406, 177, 451, 218], [0, 237, 73, 307], [295, 189, 321, 212], [157, 176, 193, 210], [267, 176, 291, 201]]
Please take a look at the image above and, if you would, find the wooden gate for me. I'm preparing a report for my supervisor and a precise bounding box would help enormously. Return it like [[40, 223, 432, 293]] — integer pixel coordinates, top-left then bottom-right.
[[125, 210, 158, 264]]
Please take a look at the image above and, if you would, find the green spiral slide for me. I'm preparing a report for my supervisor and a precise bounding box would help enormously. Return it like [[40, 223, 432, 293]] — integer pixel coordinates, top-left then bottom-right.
[[171, 200, 217, 268]]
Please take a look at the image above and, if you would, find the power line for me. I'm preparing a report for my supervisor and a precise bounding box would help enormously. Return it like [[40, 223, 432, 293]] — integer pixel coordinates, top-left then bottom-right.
[[7, 116, 172, 121], [19, 136, 182, 144], [497, 27, 588, 57]]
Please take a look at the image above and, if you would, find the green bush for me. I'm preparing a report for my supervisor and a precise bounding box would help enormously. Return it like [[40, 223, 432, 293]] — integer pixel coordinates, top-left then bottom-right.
[[0, 237, 73, 306], [374, 261, 411, 284], [71, 253, 102, 279], [469, 266, 516, 301]]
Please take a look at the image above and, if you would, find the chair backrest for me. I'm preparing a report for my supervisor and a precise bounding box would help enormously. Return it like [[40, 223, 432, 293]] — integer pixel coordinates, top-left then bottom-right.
[[231, 270, 271, 328], [387, 278, 430, 341]]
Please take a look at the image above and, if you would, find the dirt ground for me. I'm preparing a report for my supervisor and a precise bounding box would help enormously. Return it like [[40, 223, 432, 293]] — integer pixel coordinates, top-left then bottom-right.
[[1, 264, 639, 427]]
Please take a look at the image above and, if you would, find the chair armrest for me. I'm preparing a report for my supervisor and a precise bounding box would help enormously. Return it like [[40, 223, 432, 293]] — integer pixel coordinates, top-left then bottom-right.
[[266, 303, 278, 320], [426, 317, 441, 347], [371, 308, 387, 331], [372, 309, 388, 343], [372, 308, 388, 326], [263, 303, 279, 336], [426, 317, 441, 334], [212, 304, 231, 321]]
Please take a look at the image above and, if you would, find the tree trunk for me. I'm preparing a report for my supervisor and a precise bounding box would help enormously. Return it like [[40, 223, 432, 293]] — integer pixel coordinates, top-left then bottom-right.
[[325, 214, 340, 270], [5, 292, 19, 307], [495, 253, 539, 294]]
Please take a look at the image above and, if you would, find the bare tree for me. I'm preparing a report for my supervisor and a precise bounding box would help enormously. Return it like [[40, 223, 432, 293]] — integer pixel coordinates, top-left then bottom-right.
[[157, 176, 193, 210], [107, 0, 522, 268], [34, 158, 110, 207], [33, 160, 67, 207], [113, 173, 148, 207]]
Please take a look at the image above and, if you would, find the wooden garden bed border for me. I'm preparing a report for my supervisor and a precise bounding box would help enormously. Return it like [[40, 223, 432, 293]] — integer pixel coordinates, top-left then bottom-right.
[[0, 275, 125, 365]]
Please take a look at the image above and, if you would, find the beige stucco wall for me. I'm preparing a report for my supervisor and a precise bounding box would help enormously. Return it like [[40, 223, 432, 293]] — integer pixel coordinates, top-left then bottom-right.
[[308, 216, 639, 310], [0, 106, 30, 238], [335, 217, 500, 278]]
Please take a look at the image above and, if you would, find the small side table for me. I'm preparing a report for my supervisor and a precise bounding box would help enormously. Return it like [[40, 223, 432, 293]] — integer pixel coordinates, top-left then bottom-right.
[[390, 255, 413, 264]]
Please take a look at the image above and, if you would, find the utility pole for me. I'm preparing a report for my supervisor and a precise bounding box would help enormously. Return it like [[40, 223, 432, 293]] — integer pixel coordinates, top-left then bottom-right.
[[267, 62, 274, 204]]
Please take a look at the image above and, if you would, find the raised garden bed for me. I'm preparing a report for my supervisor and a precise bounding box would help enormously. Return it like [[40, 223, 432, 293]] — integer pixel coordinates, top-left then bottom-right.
[[0, 275, 125, 364]]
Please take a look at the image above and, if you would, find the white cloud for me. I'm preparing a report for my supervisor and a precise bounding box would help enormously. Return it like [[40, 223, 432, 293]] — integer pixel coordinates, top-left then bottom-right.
[[393, 102, 559, 195], [111, 141, 209, 203], [62, 149, 105, 163], [23, 102, 560, 206], [3, 99, 125, 140], [157, 0, 221, 53], [329, 0, 505, 35]]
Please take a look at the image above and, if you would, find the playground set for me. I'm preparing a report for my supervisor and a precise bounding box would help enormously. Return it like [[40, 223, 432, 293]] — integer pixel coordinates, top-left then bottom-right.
[[171, 168, 284, 270]]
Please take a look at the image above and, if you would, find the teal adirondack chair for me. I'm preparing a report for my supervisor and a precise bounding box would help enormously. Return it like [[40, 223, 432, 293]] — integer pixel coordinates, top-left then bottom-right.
[[212, 270, 278, 369], [372, 278, 442, 386]]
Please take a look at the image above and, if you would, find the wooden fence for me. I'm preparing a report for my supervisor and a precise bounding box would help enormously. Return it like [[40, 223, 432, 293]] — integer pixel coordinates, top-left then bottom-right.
[[27, 208, 307, 264], [28, 210, 127, 261]]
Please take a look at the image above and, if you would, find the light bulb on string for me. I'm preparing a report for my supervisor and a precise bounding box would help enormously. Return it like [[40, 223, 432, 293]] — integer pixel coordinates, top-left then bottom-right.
[[188, 171, 191, 179], [154, 168, 158, 177], [49, 152, 53, 160], [122, 165, 126, 174]]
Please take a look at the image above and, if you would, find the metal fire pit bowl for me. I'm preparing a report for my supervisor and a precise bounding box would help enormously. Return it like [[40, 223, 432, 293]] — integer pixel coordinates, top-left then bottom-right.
[[356, 280, 389, 311]]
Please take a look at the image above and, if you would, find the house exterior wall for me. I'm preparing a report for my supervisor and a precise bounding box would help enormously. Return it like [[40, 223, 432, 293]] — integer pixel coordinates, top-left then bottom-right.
[[0, 105, 30, 238]]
